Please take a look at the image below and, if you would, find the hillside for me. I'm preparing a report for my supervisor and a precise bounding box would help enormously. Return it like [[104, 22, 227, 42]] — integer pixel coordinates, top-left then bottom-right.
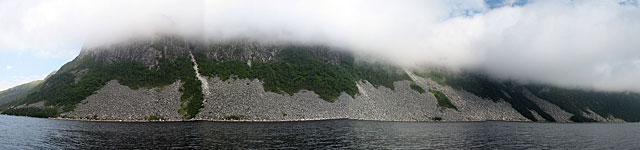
[[417, 72, 640, 122], [0, 80, 42, 106], [2, 36, 639, 122]]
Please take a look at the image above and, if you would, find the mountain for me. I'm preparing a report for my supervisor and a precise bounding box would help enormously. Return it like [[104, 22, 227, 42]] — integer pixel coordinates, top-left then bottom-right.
[[416, 72, 640, 122], [2, 35, 639, 122], [0, 80, 42, 106]]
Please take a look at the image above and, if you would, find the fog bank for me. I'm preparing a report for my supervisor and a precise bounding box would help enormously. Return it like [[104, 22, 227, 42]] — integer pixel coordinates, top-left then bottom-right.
[[1, 0, 639, 92]]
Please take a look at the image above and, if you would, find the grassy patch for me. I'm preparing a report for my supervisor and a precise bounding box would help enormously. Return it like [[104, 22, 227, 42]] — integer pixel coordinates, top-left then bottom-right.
[[429, 88, 458, 111], [144, 115, 165, 120]]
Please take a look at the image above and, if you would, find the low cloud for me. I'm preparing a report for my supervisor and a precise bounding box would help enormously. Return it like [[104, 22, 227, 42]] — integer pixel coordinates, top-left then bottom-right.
[[0, 0, 639, 92]]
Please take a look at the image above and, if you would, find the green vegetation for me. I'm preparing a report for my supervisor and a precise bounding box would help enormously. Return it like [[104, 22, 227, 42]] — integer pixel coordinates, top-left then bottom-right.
[[224, 115, 248, 120], [144, 115, 165, 120], [1, 107, 58, 118], [429, 88, 458, 111], [1, 50, 204, 119], [430, 117, 443, 121], [410, 83, 426, 94], [351, 62, 412, 90], [416, 71, 449, 86], [1, 44, 412, 118], [196, 45, 411, 102], [0, 80, 42, 106]]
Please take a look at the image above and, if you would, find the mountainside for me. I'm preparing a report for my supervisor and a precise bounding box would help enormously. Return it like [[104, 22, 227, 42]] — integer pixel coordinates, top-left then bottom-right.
[[2, 36, 639, 122], [0, 80, 42, 106]]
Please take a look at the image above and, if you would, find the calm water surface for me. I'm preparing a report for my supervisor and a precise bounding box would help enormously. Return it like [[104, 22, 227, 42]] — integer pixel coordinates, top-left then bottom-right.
[[1, 115, 639, 149]]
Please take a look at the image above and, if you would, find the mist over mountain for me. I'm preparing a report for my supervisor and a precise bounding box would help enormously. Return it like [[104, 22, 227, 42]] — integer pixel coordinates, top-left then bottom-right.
[[1, 0, 640, 122], [2, 0, 639, 93], [3, 2, 640, 149]]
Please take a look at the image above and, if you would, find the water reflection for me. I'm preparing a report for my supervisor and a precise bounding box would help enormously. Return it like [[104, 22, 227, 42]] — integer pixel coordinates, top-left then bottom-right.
[[1, 115, 639, 149]]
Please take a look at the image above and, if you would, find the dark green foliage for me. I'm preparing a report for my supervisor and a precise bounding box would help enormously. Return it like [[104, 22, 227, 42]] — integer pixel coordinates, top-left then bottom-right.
[[1, 54, 204, 119], [144, 115, 165, 120], [196, 48, 357, 101], [1, 107, 58, 118], [197, 46, 410, 102], [350, 63, 412, 90], [410, 83, 426, 94], [429, 88, 458, 111], [224, 115, 248, 120], [569, 115, 598, 122], [430, 117, 443, 121]]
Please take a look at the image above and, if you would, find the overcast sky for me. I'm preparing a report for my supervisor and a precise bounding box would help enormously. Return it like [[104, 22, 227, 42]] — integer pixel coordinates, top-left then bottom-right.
[[0, 0, 639, 92]]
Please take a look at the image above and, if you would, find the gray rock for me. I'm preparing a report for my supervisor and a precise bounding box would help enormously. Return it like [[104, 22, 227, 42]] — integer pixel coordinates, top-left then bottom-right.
[[195, 75, 529, 122], [61, 80, 183, 120]]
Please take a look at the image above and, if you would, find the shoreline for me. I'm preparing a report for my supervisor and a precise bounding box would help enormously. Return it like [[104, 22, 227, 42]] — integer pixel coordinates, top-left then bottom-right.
[[1, 114, 539, 123], [4, 114, 631, 123]]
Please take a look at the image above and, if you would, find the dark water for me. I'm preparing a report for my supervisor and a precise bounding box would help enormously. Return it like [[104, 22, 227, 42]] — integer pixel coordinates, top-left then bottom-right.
[[1, 115, 639, 149]]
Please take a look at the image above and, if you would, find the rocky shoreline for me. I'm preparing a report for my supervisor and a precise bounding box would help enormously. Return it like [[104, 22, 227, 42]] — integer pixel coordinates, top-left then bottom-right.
[[37, 115, 529, 123], [1, 114, 616, 123]]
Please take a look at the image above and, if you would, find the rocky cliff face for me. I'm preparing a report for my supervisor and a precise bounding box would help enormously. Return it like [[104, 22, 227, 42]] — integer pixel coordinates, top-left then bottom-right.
[[198, 40, 351, 65], [78, 37, 350, 67], [78, 36, 192, 67]]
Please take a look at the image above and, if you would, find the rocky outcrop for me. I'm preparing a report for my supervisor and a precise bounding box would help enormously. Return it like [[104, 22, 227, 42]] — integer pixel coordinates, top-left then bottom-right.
[[78, 36, 192, 67], [199, 40, 350, 65], [60, 80, 183, 120]]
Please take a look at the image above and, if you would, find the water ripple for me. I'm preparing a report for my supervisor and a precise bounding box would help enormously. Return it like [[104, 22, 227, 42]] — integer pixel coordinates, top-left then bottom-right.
[[1, 115, 639, 149]]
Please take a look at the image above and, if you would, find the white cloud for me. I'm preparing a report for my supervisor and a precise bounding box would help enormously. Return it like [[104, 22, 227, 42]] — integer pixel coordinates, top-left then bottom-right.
[[0, 0, 639, 92], [0, 74, 45, 91], [5, 65, 11, 70]]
